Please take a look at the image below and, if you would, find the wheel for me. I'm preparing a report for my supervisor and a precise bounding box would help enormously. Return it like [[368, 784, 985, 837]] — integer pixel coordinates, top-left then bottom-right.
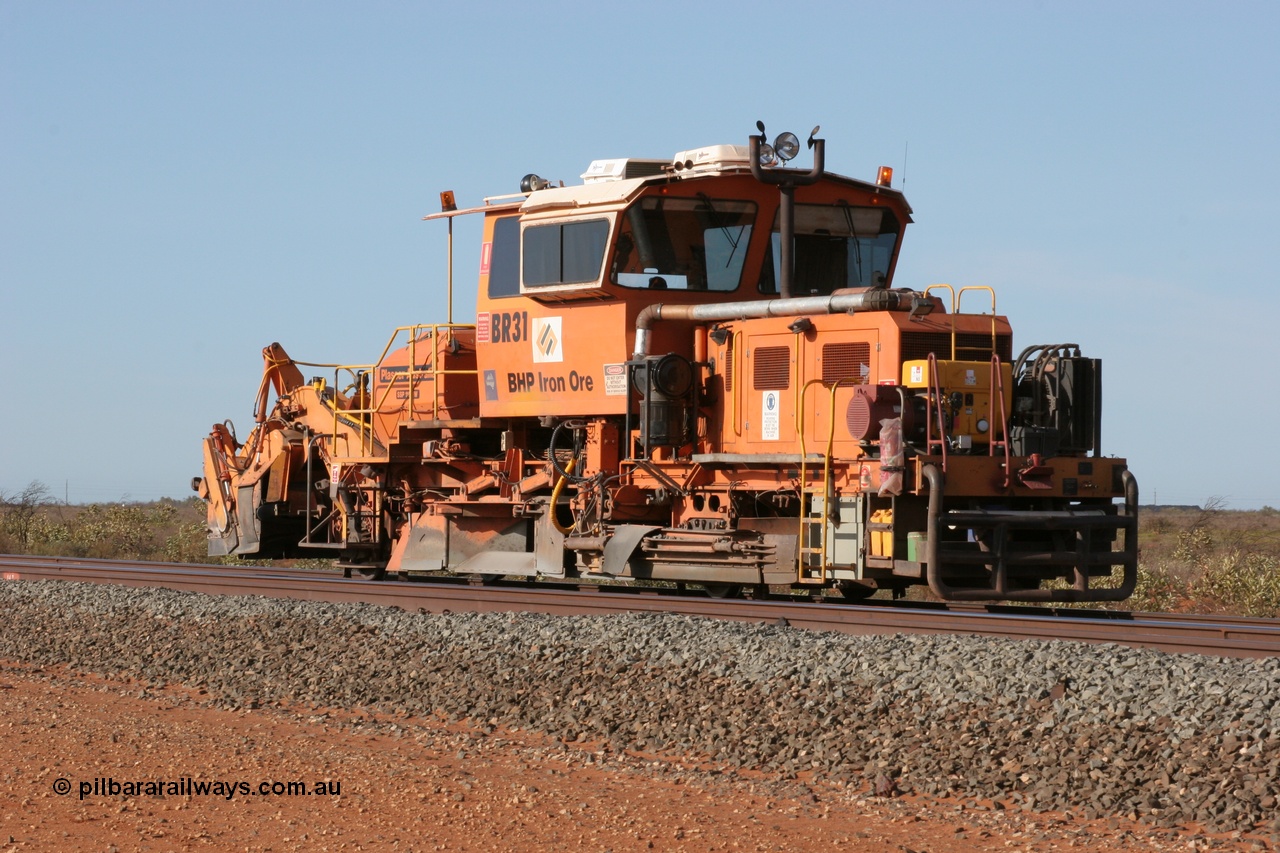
[[837, 580, 876, 600], [343, 562, 387, 581], [703, 583, 742, 599]]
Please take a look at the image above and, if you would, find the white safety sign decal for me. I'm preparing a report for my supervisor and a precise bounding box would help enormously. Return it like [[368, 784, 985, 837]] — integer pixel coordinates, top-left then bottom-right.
[[762, 391, 780, 441], [603, 363, 627, 396]]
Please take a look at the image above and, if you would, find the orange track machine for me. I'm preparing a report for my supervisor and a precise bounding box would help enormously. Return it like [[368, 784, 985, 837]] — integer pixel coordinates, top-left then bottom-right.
[[194, 124, 1137, 602]]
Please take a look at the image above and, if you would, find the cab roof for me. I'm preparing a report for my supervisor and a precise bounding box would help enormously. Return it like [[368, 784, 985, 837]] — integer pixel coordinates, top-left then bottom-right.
[[518, 143, 912, 218]]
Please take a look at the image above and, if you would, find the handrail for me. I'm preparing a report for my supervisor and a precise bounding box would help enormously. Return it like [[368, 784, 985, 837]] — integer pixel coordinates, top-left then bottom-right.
[[956, 285, 998, 359], [924, 283, 956, 357], [796, 376, 853, 584], [729, 330, 743, 437], [924, 283, 1000, 362], [304, 323, 477, 458], [987, 354, 1011, 487], [923, 353, 949, 472], [792, 326, 807, 440]]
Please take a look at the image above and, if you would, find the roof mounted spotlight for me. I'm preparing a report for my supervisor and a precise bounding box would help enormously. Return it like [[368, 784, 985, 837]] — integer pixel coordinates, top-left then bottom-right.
[[749, 120, 826, 301], [806, 125, 821, 149], [520, 173, 551, 193], [774, 132, 800, 162]]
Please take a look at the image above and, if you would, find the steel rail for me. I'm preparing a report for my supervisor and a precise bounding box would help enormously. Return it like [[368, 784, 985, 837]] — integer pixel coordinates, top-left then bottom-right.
[[2, 554, 1277, 659]]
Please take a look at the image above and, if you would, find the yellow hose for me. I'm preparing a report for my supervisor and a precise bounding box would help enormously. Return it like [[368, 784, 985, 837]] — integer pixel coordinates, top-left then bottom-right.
[[549, 458, 577, 534]]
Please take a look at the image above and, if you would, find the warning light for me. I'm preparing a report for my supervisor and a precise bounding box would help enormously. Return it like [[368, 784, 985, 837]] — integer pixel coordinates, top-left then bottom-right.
[[440, 190, 457, 212], [876, 166, 893, 187]]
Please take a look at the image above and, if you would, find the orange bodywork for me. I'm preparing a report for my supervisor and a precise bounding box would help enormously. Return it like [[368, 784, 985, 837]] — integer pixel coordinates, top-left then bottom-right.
[[196, 135, 1136, 601]]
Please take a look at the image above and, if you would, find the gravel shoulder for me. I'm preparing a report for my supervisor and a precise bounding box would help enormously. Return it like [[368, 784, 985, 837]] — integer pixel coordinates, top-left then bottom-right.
[[1, 580, 1277, 851]]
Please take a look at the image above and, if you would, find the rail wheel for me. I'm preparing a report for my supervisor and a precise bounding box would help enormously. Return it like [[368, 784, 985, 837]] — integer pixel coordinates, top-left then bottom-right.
[[342, 561, 387, 581], [837, 580, 876, 600], [703, 582, 742, 599]]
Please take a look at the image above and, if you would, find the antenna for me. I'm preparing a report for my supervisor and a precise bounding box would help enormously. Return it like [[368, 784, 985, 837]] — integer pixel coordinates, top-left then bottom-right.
[[901, 141, 909, 191]]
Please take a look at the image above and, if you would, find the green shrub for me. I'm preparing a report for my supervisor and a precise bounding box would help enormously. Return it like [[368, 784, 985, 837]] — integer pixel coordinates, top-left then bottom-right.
[[1127, 563, 1187, 613], [1172, 526, 1213, 560], [1, 491, 211, 563], [164, 520, 212, 563], [1191, 551, 1280, 617], [0, 481, 52, 551]]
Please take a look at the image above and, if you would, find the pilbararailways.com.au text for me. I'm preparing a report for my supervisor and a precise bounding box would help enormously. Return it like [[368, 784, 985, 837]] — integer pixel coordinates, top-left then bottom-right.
[[57, 777, 341, 801]]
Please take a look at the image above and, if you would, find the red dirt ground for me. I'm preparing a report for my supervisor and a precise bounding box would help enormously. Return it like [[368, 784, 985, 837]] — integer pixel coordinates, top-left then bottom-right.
[[0, 662, 1265, 852]]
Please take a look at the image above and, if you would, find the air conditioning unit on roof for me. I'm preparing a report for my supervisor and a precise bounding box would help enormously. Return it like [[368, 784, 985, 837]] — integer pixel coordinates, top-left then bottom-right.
[[580, 158, 668, 183], [669, 144, 752, 176]]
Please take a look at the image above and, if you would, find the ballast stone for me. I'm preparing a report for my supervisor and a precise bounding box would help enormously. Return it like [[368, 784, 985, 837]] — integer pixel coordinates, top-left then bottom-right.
[[0, 579, 1277, 834]]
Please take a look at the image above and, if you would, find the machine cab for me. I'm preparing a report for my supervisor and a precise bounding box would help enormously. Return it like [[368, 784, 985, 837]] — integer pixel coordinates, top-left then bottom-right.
[[472, 144, 913, 419]]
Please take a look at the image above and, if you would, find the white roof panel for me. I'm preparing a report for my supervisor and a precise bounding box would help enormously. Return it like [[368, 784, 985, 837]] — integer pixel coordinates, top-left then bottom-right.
[[519, 177, 651, 214]]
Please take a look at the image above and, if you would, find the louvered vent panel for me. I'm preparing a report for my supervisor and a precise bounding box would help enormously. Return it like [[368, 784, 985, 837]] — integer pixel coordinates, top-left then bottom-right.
[[724, 345, 734, 392], [900, 333, 1012, 362], [900, 332, 949, 362], [752, 346, 791, 390], [955, 333, 1013, 361], [821, 342, 870, 386]]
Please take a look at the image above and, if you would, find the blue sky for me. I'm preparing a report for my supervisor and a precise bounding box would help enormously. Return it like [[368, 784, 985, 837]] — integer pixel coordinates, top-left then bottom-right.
[[2, 1, 1277, 508]]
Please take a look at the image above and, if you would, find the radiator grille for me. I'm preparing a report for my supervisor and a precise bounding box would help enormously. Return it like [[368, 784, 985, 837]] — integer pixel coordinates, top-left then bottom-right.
[[821, 342, 871, 386], [724, 344, 734, 392], [900, 332, 1012, 362], [752, 346, 791, 390]]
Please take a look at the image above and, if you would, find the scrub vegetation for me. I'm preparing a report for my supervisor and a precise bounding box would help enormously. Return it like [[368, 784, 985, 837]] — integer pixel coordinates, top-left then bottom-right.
[[0, 481, 209, 564], [3, 480, 1278, 616], [1132, 501, 1280, 617]]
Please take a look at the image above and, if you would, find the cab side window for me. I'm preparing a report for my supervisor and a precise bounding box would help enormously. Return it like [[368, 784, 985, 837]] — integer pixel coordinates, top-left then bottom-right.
[[523, 219, 610, 287], [488, 216, 521, 298]]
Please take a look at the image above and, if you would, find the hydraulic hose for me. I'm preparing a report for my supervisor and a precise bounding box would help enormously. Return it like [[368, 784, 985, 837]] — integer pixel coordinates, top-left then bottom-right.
[[549, 458, 578, 535]]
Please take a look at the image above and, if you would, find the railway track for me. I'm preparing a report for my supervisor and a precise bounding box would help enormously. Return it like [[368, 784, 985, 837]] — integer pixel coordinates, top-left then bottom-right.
[[2, 554, 1277, 659]]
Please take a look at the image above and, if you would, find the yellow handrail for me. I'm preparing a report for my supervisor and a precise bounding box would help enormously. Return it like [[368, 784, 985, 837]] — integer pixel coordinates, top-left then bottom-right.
[[956, 285, 998, 359], [922, 284, 1000, 362], [294, 323, 478, 458], [796, 376, 853, 584], [924, 283, 957, 358]]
